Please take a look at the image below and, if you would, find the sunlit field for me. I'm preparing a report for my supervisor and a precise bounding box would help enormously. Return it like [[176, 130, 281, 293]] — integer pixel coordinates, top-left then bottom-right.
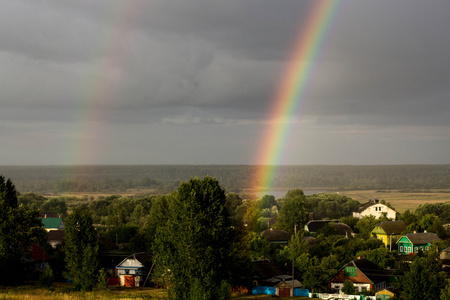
[[340, 189, 450, 213]]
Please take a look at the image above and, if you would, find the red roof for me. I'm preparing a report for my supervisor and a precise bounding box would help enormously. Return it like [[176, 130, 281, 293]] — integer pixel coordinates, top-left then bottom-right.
[[30, 244, 50, 261]]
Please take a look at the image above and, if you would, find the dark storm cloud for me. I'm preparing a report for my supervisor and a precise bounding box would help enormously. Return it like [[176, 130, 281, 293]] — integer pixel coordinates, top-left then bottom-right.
[[1, 0, 450, 164]]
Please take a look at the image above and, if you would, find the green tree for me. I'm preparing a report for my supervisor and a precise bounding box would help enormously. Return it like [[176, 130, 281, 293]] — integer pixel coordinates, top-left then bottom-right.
[[64, 206, 99, 291], [401, 254, 446, 300], [276, 189, 308, 234], [441, 279, 450, 300], [342, 280, 356, 295], [0, 176, 45, 285], [153, 177, 233, 300], [18, 192, 47, 210], [40, 198, 68, 217], [356, 247, 396, 269]]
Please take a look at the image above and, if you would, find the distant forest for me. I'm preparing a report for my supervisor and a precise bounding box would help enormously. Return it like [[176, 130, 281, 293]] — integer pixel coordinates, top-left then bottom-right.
[[1, 165, 450, 195]]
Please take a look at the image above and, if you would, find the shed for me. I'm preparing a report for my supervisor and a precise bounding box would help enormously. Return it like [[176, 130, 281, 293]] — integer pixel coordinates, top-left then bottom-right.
[[375, 288, 400, 300], [115, 252, 153, 287]]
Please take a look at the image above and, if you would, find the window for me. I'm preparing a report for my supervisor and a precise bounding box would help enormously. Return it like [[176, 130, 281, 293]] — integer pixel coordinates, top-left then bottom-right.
[[415, 247, 418, 253], [344, 266, 357, 277], [408, 247, 412, 253], [400, 246, 403, 252], [125, 269, 129, 275]]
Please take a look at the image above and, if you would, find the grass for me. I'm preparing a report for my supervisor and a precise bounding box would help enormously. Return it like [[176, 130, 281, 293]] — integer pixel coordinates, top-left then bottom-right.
[[0, 283, 317, 300], [339, 189, 450, 213]]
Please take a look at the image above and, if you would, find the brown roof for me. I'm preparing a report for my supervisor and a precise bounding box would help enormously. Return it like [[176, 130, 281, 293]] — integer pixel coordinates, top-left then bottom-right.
[[355, 201, 379, 213], [377, 221, 407, 235], [333, 223, 354, 236], [46, 230, 65, 241], [404, 232, 441, 245], [331, 258, 389, 285], [253, 260, 284, 280], [261, 230, 290, 242]]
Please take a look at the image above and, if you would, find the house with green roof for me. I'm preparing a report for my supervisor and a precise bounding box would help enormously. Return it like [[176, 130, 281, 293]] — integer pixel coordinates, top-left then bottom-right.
[[371, 221, 406, 249], [40, 216, 64, 231], [397, 232, 440, 255]]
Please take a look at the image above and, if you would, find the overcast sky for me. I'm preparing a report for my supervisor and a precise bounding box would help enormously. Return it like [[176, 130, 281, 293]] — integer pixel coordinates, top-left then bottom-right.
[[1, 0, 449, 165]]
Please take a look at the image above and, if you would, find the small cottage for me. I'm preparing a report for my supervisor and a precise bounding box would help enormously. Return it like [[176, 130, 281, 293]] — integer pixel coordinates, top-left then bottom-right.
[[371, 221, 406, 249], [329, 258, 391, 293], [397, 232, 440, 255], [40, 216, 65, 231], [115, 252, 153, 287]]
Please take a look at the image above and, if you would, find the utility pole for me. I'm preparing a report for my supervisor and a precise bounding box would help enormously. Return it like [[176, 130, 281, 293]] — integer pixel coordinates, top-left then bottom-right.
[[292, 224, 297, 296]]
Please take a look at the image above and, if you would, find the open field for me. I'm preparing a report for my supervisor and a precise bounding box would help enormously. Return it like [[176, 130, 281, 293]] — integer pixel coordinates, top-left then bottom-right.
[[43, 189, 450, 213], [0, 283, 315, 300], [339, 189, 450, 213]]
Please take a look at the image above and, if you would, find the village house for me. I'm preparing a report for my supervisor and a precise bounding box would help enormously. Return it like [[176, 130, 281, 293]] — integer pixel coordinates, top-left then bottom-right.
[[353, 199, 397, 220], [371, 221, 406, 250], [40, 215, 65, 231], [260, 229, 290, 245], [397, 231, 441, 255], [114, 252, 153, 287], [304, 220, 354, 237], [329, 258, 391, 293]]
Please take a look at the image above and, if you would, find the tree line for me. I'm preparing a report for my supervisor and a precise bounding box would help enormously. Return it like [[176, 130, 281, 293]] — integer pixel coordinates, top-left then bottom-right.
[[2, 164, 450, 194]]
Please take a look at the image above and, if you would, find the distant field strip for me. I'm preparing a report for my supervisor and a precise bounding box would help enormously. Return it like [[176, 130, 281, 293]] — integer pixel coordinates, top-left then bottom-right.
[[340, 189, 450, 213]]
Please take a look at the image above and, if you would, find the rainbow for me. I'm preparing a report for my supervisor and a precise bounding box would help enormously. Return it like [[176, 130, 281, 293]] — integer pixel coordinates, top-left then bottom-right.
[[251, 1, 340, 194], [70, 2, 136, 165]]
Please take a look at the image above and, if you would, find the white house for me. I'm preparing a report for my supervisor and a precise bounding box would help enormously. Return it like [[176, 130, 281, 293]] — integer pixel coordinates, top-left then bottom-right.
[[115, 252, 153, 287], [353, 199, 397, 220]]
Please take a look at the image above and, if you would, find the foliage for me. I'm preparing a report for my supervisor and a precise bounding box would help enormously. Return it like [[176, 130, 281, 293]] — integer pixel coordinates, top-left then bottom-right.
[[153, 177, 233, 300], [40, 198, 68, 217], [18, 192, 47, 210], [64, 206, 99, 291], [356, 247, 396, 269], [276, 189, 308, 234], [40, 266, 54, 288], [7, 165, 450, 194], [97, 268, 109, 291], [441, 279, 450, 300], [342, 280, 356, 295], [0, 175, 45, 285], [305, 193, 361, 219], [400, 253, 446, 300], [355, 215, 389, 238]]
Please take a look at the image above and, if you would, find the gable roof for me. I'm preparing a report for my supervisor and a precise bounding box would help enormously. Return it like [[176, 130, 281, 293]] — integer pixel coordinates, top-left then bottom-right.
[[116, 252, 153, 269], [376, 221, 407, 235], [46, 230, 65, 241], [40, 217, 63, 229], [332, 258, 389, 285], [305, 220, 336, 232], [333, 223, 354, 236], [355, 199, 388, 213], [252, 259, 284, 280], [399, 232, 441, 245], [261, 230, 290, 243], [30, 244, 50, 261]]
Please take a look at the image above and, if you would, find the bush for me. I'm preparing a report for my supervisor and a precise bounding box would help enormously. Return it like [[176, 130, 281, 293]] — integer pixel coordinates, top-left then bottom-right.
[[97, 268, 109, 291], [40, 266, 54, 288]]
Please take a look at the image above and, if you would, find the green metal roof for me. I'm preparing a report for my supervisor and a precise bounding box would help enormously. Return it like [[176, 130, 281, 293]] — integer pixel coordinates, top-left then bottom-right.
[[40, 217, 63, 229]]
